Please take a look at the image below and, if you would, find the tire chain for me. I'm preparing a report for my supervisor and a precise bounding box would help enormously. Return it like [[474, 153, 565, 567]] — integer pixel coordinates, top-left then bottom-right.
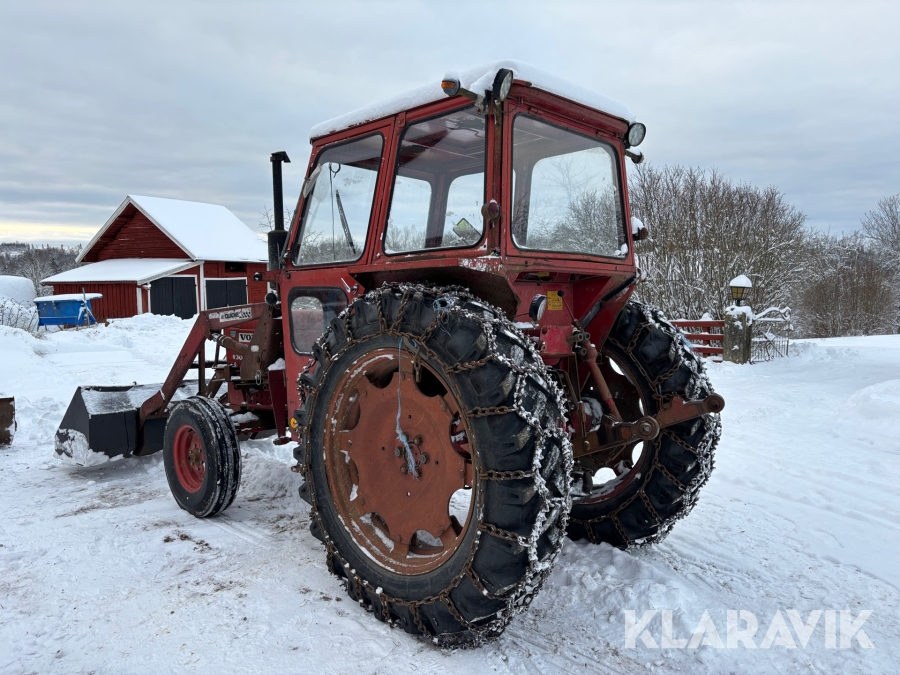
[[295, 283, 573, 644], [574, 302, 722, 548]]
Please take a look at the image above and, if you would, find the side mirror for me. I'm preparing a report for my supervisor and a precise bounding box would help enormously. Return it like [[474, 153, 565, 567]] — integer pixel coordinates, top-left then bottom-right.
[[625, 148, 644, 164]]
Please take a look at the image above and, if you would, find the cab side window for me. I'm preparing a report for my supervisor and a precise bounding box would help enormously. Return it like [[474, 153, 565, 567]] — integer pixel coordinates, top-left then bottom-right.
[[288, 288, 347, 354]]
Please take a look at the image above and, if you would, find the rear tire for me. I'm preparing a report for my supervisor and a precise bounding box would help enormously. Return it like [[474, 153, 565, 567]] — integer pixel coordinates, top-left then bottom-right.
[[297, 284, 572, 641], [163, 396, 241, 518], [568, 301, 721, 547]]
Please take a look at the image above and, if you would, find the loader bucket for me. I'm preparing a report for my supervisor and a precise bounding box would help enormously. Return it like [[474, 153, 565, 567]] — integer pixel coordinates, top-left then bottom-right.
[[54, 382, 197, 466], [0, 397, 15, 447]]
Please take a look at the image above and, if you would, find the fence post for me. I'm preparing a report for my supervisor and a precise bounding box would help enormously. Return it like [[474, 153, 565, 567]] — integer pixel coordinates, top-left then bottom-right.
[[723, 305, 753, 364]]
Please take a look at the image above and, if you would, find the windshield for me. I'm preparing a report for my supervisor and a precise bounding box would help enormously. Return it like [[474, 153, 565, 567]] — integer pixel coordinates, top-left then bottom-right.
[[511, 115, 626, 258], [293, 133, 383, 266]]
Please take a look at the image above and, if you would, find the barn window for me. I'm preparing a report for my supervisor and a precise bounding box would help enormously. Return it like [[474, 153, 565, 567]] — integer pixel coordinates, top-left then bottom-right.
[[206, 279, 247, 309], [225, 262, 246, 273]]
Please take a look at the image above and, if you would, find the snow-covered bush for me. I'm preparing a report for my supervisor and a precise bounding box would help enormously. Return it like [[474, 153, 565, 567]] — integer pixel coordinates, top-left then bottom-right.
[[0, 296, 39, 332]]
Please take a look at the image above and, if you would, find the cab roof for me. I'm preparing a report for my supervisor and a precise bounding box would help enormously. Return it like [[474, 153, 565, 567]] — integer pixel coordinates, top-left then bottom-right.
[[309, 59, 635, 141]]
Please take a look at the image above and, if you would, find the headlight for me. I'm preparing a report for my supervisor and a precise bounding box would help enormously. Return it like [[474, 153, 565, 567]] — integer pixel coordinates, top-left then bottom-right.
[[492, 68, 514, 102], [626, 122, 646, 148], [529, 295, 548, 322]]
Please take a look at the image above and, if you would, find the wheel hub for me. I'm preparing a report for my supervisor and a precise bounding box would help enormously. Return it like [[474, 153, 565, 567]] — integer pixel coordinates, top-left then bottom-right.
[[172, 424, 206, 493], [344, 369, 466, 545], [324, 348, 475, 574]]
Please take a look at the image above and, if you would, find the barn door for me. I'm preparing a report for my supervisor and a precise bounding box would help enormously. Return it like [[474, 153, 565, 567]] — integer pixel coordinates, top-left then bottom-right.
[[151, 276, 197, 319], [172, 277, 197, 318], [206, 279, 248, 309], [150, 278, 174, 316]]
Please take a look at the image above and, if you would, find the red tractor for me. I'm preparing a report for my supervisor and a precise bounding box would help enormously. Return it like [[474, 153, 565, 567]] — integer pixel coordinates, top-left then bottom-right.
[[55, 61, 722, 641]]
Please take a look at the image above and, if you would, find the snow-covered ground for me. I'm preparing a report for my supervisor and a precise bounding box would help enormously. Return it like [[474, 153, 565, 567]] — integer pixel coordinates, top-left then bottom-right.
[[1, 316, 898, 674]]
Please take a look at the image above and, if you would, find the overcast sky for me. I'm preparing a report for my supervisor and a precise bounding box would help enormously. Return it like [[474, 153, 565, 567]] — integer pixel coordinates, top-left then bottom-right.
[[1, 0, 898, 245]]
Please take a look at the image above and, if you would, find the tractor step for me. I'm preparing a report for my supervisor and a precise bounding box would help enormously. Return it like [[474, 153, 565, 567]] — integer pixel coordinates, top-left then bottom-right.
[[54, 382, 198, 466]]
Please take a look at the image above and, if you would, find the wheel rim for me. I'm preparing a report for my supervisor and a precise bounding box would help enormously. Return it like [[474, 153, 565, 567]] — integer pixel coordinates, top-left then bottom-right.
[[173, 424, 206, 493], [324, 346, 475, 575], [575, 348, 654, 505]]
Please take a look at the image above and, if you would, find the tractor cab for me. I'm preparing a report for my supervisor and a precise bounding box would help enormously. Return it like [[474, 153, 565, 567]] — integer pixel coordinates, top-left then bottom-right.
[[279, 61, 649, 418]]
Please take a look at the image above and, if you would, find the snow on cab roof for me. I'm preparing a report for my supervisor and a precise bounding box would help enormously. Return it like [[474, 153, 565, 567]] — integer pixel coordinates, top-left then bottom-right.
[[77, 195, 268, 264], [42, 259, 198, 285], [310, 59, 636, 140]]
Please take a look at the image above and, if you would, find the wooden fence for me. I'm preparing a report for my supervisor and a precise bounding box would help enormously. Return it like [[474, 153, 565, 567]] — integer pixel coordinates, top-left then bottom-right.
[[670, 319, 725, 362]]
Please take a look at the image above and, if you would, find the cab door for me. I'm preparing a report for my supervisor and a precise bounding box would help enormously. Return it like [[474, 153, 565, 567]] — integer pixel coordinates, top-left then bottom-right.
[[280, 123, 392, 430]]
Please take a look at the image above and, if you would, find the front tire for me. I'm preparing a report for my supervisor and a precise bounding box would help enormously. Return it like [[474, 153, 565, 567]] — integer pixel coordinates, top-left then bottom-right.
[[297, 284, 572, 641], [163, 396, 242, 518]]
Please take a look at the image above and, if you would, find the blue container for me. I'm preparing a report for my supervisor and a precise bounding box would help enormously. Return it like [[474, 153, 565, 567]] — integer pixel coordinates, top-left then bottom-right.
[[34, 293, 101, 327]]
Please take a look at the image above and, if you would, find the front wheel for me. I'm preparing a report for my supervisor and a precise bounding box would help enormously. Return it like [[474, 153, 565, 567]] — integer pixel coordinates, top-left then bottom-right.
[[298, 284, 572, 641], [163, 396, 242, 518], [568, 301, 721, 547]]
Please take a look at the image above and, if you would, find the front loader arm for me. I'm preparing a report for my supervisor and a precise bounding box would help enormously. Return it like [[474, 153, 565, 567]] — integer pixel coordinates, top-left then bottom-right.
[[138, 303, 271, 425]]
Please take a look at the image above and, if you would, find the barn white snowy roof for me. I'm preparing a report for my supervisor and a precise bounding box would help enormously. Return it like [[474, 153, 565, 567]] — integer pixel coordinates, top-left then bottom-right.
[[310, 59, 635, 140], [42, 259, 197, 285], [77, 195, 268, 264]]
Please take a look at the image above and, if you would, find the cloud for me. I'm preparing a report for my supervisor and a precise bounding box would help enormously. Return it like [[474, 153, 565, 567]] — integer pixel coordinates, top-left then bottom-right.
[[1, 0, 898, 243]]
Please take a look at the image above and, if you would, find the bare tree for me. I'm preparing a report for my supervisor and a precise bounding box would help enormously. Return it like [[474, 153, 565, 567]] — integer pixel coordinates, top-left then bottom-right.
[[629, 164, 808, 320], [257, 204, 295, 232], [860, 194, 900, 267], [796, 232, 897, 337]]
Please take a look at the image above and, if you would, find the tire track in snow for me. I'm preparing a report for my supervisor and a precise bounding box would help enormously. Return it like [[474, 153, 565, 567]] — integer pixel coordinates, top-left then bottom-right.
[[503, 627, 632, 675], [206, 514, 275, 550]]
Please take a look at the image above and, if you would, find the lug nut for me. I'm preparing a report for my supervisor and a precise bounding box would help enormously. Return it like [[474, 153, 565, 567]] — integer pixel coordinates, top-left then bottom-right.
[[400, 464, 408, 474], [419, 452, 429, 465], [412, 435, 422, 445], [394, 447, 402, 457]]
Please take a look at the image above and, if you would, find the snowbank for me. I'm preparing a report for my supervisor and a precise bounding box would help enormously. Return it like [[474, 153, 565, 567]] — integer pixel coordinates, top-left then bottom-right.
[[0, 321, 898, 673], [844, 378, 900, 438], [0, 274, 35, 303]]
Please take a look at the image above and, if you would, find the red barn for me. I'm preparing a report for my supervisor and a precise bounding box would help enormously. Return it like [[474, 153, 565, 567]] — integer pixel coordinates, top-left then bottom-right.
[[43, 195, 269, 321]]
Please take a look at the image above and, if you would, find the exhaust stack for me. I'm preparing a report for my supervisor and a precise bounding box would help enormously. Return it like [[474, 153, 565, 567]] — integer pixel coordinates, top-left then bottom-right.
[[268, 150, 291, 270]]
